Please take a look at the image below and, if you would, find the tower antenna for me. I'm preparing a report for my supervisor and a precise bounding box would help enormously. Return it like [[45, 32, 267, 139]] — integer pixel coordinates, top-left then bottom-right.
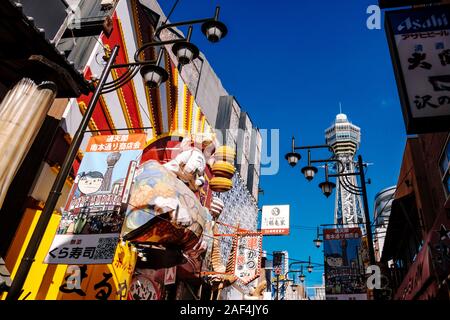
[[339, 102, 342, 114]]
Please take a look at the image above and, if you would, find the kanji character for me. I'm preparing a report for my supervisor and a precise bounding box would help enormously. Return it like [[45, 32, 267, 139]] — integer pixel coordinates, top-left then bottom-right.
[[414, 95, 438, 109], [408, 52, 432, 70], [69, 247, 83, 259], [439, 49, 450, 66]]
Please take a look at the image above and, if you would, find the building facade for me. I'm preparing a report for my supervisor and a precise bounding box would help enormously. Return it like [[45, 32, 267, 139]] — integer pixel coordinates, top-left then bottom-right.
[[381, 133, 450, 300], [0, 0, 262, 300]]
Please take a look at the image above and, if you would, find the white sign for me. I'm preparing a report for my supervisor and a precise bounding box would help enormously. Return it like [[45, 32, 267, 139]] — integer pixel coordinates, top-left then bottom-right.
[[386, 6, 450, 133], [261, 205, 290, 235], [233, 233, 262, 284], [164, 266, 177, 285]]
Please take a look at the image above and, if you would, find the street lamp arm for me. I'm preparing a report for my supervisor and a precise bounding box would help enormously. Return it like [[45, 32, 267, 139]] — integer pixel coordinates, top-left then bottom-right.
[[154, 6, 223, 40], [342, 175, 363, 191], [100, 65, 143, 94], [293, 144, 334, 152], [154, 18, 211, 39], [288, 261, 323, 270], [338, 177, 363, 195], [310, 158, 345, 174], [134, 39, 186, 63], [329, 172, 360, 178]]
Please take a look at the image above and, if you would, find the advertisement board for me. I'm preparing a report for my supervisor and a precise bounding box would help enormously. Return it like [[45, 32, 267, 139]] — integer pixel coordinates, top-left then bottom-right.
[[261, 205, 290, 235], [233, 232, 262, 284], [386, 5, 450, 133], [323, 228, 367, 300], [45, 134, 146, 264]]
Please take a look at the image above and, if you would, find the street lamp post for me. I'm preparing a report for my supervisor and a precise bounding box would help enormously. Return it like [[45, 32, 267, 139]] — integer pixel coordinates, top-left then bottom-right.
[[6, 7, 228, 300], [285, 137, 378, 299]]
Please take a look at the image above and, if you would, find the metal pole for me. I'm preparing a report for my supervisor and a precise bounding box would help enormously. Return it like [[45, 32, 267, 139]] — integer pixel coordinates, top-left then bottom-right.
[[6, 45, 120, 300], [358, 155, 376, 266], [358, 155, 378, 300], [276, 274, 280, 300]]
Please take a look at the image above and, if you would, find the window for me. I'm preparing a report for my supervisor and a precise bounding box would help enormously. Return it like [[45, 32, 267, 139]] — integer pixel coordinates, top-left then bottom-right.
[[439, 135, 450, 196]]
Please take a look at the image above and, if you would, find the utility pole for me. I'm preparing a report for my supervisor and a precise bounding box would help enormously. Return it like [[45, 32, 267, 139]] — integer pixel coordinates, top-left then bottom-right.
[[275, 274, 280, 300]]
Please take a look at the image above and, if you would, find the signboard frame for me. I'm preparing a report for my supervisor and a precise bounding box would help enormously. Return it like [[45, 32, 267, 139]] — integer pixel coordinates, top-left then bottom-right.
[[232, 232, 263, 285], [261, 205, 290, 236], [385, 4, 450, 133]]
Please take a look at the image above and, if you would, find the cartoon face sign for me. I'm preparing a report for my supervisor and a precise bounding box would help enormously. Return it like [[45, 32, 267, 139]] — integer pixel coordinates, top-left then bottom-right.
[[326, 254, 344, 267], [78, 171, 104, 195]]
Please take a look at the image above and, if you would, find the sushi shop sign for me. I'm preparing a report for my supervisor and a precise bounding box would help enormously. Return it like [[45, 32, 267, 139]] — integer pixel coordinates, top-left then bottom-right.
[[385, 5, 450, 133]]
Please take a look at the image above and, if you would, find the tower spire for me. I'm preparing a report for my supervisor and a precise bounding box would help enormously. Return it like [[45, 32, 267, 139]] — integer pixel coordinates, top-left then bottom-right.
[[339, 102, 342, 114]]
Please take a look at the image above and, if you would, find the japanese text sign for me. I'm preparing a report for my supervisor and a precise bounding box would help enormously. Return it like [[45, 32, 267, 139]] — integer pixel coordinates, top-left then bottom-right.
[[233, 232, 262, 284], [386, 5, 450, 133], [261, 205, 290, 235], [45, 134, 146, 264]]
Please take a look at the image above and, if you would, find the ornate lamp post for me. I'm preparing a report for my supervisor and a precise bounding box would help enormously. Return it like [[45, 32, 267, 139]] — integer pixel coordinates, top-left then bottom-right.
[[285, 136, 378, 299], [284, 137, 376, 267], [6, 6, 228, 300]]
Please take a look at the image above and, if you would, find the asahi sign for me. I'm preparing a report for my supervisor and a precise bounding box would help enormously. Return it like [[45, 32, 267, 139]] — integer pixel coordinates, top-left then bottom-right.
[[386, 5, 450, 133]]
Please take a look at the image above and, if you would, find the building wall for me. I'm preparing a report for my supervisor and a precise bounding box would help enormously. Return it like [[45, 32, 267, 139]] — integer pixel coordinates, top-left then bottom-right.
[[383, 133, 450, 300]]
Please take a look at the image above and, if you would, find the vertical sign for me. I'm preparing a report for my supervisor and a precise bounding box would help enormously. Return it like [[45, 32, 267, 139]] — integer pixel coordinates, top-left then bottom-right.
[[45, 134, 146, 264], [386, 5, 450, 133], [233, 232, 262, 284], [323, 228, 367, 300], [261, 205, 290, 235]]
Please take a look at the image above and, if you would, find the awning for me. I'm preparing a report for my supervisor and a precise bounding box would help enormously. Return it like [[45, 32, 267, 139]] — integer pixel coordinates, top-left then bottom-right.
[[380, 193, 420, 262], [0, 0, 91, 97]]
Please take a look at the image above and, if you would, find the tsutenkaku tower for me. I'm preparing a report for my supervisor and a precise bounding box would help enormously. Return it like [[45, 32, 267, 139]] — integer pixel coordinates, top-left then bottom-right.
[[325, 113, 364, 226]]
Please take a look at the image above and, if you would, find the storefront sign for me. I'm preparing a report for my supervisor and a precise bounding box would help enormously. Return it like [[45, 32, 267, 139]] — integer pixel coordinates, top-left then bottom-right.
[[261, 205, 290, 235], [233, 232, 262, 284], [45, 134, 146, 264], [385, 5, 450, 133], [323, 228, 367, 300]]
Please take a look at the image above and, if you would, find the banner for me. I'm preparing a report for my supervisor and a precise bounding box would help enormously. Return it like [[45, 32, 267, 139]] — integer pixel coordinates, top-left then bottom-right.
[[261, 205, 290, 235], [233, 232, 262, 284], [323, 228, 367, 300], [45, 134, 146, 264]]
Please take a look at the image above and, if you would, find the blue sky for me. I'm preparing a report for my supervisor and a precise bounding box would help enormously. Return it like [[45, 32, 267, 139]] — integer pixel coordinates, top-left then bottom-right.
[[160, 0, 407, 287]]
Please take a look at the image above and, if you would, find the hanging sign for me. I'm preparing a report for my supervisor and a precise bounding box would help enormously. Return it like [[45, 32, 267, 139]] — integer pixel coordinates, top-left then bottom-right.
[[261, 205, 290, 235], [385, 5, 450, 133], [45, 134, 146, 264], [323, 228, 367, 300], [233, 232, 262, 284]]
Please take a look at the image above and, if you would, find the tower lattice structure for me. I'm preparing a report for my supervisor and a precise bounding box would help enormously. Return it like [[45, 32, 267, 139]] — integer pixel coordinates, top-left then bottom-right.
[[325, 113, 364, 226]]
